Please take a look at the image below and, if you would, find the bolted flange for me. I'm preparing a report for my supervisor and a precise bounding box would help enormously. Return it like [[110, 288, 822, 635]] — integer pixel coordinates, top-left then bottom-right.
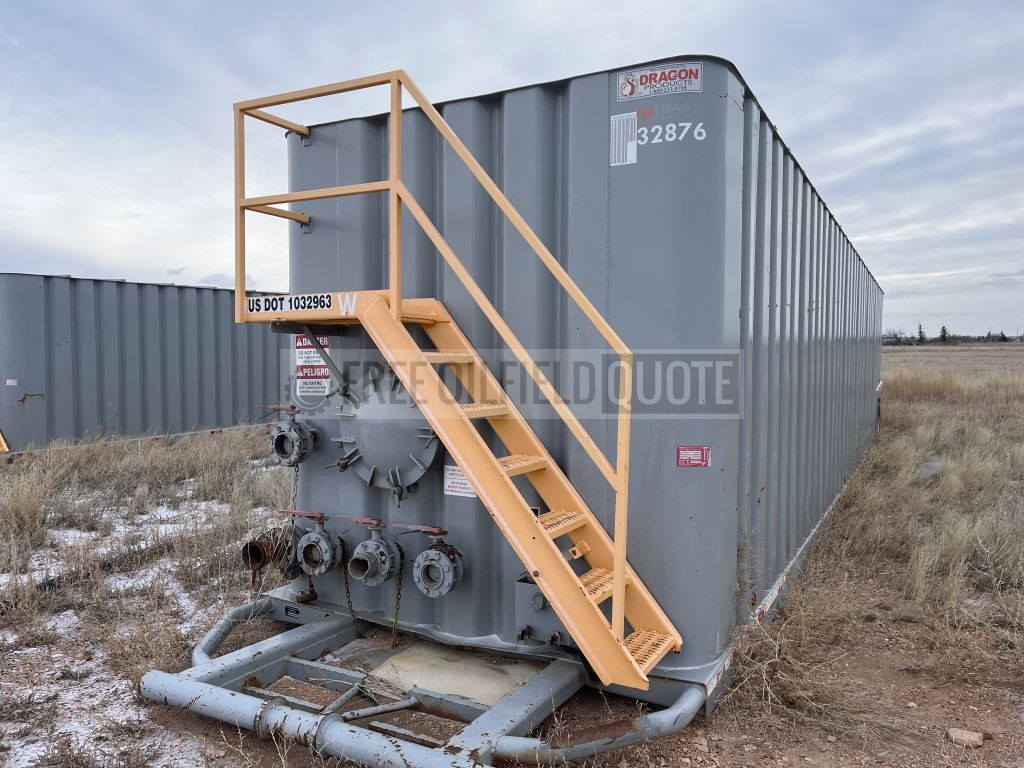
[[268, 421, 315, 467], [348, 533, 399, 587], [412, 546, 465, 599], [296, 529, 341, 577]]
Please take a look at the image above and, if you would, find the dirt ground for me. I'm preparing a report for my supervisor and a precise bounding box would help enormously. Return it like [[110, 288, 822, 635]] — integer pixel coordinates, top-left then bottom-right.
[[1, 344, 1022, 767]]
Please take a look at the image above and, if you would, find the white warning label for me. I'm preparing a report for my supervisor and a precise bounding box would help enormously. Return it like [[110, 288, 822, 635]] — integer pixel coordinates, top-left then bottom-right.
[[617, 62, 703, 101], [443, 465, 476, 498], [295, 335, 332, 396], [610, 112, 638, 167], [295, 363, 331, 397], [295, 334, 330, 366]]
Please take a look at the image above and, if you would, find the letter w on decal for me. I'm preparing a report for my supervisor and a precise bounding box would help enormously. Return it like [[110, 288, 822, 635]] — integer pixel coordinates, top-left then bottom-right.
[[337, 292, 357, 316]]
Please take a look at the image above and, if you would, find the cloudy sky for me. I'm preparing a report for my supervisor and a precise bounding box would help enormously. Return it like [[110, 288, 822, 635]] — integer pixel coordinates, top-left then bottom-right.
[[1, 1, 1021, 336]]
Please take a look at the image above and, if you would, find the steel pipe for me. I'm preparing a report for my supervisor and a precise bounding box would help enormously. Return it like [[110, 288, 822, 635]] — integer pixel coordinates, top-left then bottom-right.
[[490, 684, 705, 764], [341, 696, 417, 722], [191, 597, 274, 666], [140, 672, 478, 768]]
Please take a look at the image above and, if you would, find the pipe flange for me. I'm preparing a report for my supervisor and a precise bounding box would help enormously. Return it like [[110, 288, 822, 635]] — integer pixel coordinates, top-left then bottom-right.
[[348, 537, 398, 587], [241, 525, 302, 580], [412, 547, 464, 598], [269, 421, 314, 466], [297, 530, 340, 576]]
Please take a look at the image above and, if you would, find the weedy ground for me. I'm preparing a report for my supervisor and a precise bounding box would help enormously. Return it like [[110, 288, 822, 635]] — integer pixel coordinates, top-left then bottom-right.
[[0, 427, 294, 765], [681, 345, 1024, 767], [1, 345, 1023, 767], [540, 345, 1024, 767]]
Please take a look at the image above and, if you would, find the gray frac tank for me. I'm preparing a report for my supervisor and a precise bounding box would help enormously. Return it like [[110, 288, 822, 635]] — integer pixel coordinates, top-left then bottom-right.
[[0, 274, 288, 452], [272, 55, 883, 702]]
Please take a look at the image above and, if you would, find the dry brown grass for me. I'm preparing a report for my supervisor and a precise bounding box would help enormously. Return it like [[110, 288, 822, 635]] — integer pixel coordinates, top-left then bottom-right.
[[105, 605, 192, 686], [0, 427, 288, 672], [827, 364, 1024, 630], [724, 349, 1024, 736], [30, 731, 154, 768]]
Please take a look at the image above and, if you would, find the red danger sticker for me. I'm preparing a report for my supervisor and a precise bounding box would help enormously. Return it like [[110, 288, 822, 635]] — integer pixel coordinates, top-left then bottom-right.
[[295, 335, 330, 349], [677, 445, 711, 468]]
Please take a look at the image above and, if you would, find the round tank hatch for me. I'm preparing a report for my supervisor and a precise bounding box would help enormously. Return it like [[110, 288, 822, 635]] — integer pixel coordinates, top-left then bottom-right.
[[333, 366, 442, 496]]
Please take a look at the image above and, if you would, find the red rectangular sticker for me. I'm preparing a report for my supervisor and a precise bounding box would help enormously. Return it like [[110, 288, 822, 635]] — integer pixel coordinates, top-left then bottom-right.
[[295, 335, 330, 349], [677, 445, 710, 468], [295, 365, 331, 379]]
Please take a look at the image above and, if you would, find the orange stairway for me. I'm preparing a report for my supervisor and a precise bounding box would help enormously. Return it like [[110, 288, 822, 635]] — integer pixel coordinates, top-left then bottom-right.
[[230, 69, 683, 689], [358, 294, 680, 690]]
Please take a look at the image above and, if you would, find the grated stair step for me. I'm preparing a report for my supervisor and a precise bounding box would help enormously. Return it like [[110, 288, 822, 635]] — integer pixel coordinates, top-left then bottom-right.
[[497, 454, 547, 477], [461, 401, 509, 419], [537, 509, 587, 538], [579, 567, 615, 604], [624, 629, 676, 674], [422, 351, 475, 364]]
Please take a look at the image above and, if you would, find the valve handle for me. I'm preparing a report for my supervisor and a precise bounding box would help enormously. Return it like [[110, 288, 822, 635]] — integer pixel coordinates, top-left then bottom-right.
[[334, 513, 385, 528], [258, 403, 297, 422], [275, 509, 327, 522], [392, 522, 448, 537]]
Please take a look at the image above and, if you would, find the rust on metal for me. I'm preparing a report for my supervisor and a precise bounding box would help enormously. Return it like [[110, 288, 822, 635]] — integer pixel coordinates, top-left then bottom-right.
[[276, 509, 327, 521], [392, 522, 448, 537], [335, 514, 385, 527]]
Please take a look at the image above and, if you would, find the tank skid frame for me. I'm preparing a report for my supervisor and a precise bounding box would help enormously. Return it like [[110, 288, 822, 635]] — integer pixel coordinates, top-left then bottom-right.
[[140, 595, 705, 766]]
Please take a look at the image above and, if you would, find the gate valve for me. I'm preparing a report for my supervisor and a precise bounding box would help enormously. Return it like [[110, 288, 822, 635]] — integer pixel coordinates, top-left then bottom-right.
[[393, 524, 466, 599]]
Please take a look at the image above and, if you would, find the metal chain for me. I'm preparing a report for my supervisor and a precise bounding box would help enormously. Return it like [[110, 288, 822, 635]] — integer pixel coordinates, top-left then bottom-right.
[[390, 543, 405, 648], [290, 464, 299, 510], [340, 540, 359, 638]]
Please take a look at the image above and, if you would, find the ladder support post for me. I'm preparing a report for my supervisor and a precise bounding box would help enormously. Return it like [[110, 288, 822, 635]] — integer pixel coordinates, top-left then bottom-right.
[[389, 78, 403, 319], [234, 106, 246, 323], [611, 352, 633, 643]]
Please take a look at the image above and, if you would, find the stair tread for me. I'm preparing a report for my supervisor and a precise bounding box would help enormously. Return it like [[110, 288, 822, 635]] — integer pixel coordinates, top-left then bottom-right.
[[422, 350, 475, 364], [537, 509, 587, 537], [579, 567, 615, 603], [461, 401, 509, 418], [624, 629, 676, 672], [497, 453, 547, 476]]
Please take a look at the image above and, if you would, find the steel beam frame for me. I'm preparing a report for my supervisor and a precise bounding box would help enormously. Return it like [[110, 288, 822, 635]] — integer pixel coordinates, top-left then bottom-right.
[[141, 597, 704, 766]]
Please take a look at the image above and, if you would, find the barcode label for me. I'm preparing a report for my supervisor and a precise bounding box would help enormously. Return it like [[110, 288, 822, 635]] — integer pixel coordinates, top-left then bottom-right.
[[610, 112, 638, 166]]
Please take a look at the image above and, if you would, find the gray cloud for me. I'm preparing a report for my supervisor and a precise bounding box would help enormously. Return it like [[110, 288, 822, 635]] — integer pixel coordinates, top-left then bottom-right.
[[0, 0, 1021, 334]]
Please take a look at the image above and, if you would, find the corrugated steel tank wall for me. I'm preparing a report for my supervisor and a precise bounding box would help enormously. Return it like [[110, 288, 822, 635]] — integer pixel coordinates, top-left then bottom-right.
[[0, 274, 288, 451], [735, 98, 883, 615], [285, 57, 882, 692]]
